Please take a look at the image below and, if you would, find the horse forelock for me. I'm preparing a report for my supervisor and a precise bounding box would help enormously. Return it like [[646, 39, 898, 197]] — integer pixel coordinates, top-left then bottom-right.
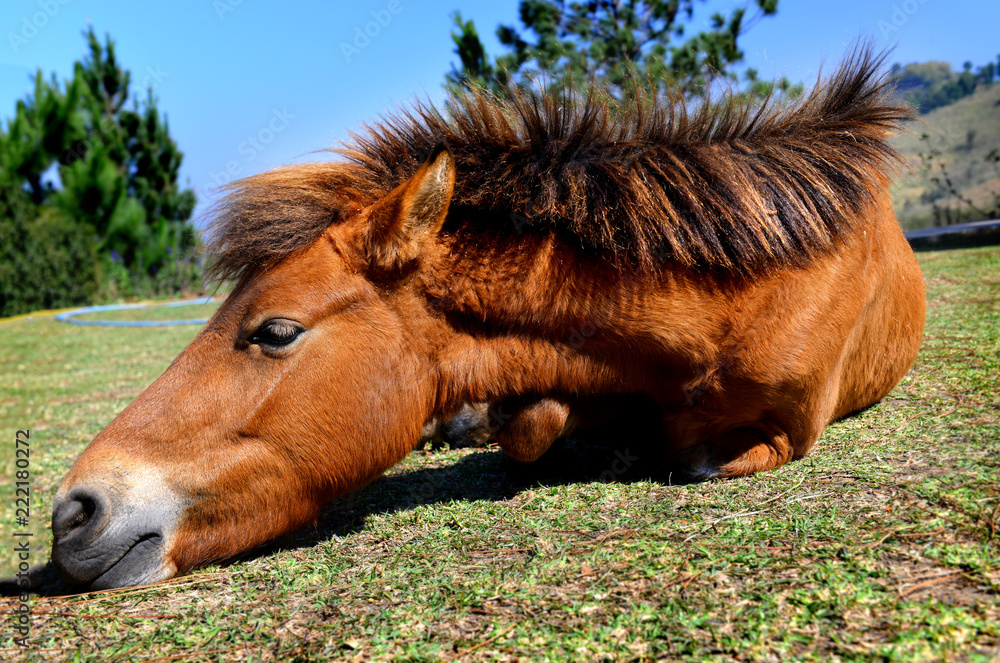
[[204, 43, 912, 283]]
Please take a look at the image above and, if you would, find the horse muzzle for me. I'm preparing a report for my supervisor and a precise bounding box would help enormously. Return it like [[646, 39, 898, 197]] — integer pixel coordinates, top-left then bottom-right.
[[51, 468, 183, 589]]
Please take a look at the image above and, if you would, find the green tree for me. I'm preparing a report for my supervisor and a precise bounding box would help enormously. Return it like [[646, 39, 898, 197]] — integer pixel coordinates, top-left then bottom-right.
[[446, 0, 799, 99], [979, 62, 995, 86], [0, 28, 199, 316], [0, 68, 95, 315], [892, 57, 999, 113]]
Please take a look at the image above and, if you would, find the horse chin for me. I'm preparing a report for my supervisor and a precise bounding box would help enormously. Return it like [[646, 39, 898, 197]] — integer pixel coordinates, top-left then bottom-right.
[[85, 535, 178, 590], [50, 464, 184, 589]]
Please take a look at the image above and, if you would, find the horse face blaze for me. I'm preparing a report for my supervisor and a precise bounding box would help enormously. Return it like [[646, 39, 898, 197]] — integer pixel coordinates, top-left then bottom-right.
[[51, 147, 455, 588]]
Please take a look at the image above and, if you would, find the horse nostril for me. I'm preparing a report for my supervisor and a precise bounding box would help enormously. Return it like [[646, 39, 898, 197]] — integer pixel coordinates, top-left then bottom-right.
[[52, 489, 106, 543], [50, 477, 178, 587]]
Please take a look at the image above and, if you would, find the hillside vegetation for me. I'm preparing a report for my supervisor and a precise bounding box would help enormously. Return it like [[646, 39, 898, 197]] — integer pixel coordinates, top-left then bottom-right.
[[891, 82, 1000, 230]]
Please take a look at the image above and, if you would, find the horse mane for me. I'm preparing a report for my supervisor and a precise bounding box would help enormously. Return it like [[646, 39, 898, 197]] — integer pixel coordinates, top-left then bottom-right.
[[205, 44, 912, 283]]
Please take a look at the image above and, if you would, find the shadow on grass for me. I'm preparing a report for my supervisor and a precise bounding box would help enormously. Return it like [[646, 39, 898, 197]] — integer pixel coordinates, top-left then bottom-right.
[[0, 435, 676, 599], [234, 435, 673, 568]]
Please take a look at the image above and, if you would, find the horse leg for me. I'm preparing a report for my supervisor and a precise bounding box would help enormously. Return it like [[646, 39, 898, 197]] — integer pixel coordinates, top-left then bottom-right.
[[671, 425, 796, 482], [493, 396, 572, 463]]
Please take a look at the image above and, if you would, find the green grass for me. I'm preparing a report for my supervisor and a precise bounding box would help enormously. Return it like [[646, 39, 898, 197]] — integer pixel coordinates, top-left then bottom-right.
[[1, 247, 998, 661], [0, 299, 223, 574]]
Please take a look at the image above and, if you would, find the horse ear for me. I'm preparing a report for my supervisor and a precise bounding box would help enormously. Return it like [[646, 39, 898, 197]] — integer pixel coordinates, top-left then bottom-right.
[[364, 143, 455, 273]]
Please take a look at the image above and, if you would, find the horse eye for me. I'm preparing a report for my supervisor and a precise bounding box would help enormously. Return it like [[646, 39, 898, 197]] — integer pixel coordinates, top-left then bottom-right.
[[249, 321, 303, 348]]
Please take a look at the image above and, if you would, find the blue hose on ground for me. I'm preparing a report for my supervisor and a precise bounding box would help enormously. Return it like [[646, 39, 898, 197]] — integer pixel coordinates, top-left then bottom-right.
[[55, 297, 217, 327]]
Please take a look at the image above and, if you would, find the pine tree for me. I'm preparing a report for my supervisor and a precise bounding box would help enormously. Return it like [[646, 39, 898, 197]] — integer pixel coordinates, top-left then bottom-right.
[[0, 28, 199, 316], [446, 0, 799, 100]]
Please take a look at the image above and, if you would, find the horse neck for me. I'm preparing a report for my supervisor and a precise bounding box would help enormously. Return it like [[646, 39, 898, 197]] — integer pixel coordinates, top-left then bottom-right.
[[419, 225, 727, 412], [425, 227, 636, 332]]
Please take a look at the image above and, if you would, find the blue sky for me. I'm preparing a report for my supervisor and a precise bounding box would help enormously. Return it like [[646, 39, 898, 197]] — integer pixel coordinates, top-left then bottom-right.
[[1, 0, 996, 223]]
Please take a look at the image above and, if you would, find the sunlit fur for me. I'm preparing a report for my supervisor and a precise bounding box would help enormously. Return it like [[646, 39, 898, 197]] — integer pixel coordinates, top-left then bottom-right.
[[53, 46, 925, 587]]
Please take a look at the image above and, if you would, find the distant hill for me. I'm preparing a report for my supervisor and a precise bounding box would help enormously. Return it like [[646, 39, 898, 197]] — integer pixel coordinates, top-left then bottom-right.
[[890, 81, 1000, 231], [891, 60, 995, 113]]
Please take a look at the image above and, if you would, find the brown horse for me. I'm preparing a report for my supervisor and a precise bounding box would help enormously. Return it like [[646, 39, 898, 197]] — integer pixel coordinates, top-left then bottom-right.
[[50, 48, 925, 589]]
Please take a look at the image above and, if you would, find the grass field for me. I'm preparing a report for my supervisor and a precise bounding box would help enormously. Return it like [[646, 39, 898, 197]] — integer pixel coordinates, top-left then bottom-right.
[[1, 246, 998, 661]]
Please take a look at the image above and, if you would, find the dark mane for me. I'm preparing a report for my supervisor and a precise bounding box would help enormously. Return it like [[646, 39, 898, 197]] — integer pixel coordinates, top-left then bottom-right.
[[205, 45, 912, 283]]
